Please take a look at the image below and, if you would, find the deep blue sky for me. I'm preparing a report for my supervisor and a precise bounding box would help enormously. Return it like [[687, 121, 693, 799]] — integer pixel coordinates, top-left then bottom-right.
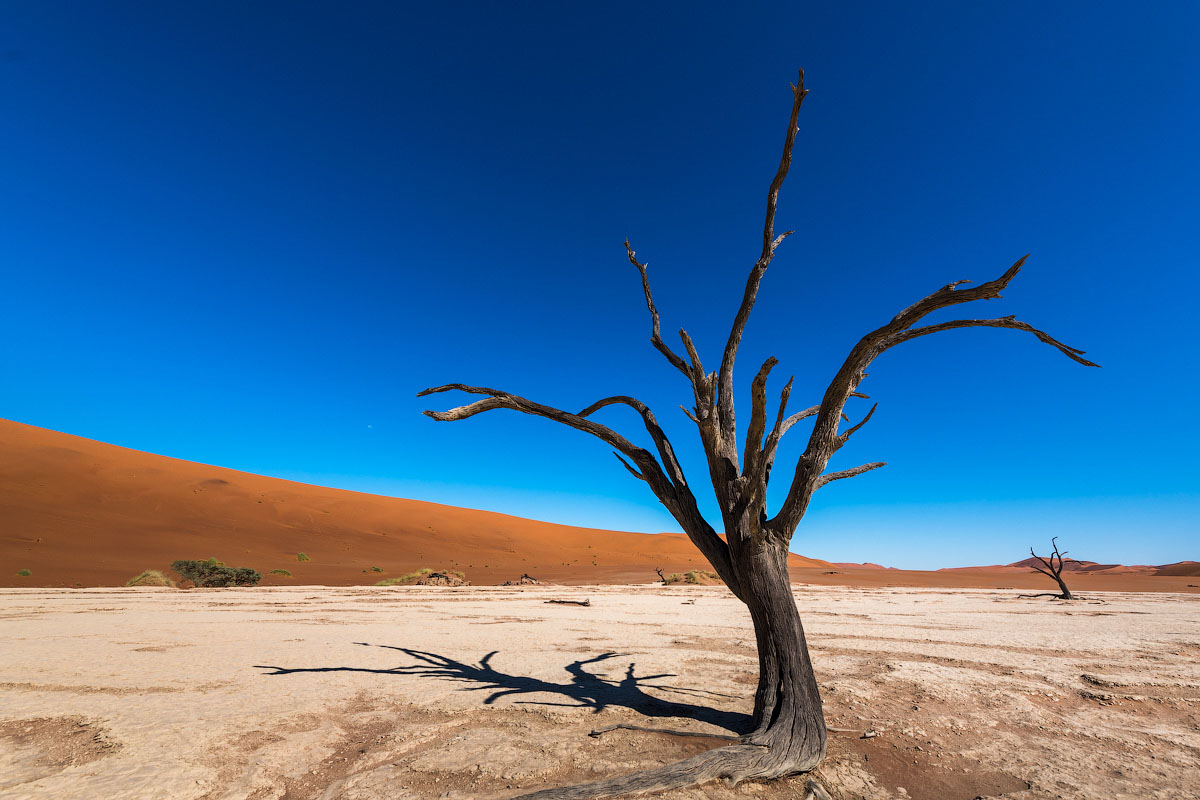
[[2, 2, 1196, 568]]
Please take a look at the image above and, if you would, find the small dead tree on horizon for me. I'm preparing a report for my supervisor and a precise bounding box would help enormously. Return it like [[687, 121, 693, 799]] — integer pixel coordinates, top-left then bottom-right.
[[1026, 536, 1077, 599], [420, 69, 1098, 799]]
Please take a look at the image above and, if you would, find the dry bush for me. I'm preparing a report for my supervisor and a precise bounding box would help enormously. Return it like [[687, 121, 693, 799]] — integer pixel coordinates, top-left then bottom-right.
[[125, 569, 175, 587]]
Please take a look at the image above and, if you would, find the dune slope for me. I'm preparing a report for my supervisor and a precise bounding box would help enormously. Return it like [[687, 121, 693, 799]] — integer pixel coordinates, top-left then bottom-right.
[[0, 419, 829, 587]]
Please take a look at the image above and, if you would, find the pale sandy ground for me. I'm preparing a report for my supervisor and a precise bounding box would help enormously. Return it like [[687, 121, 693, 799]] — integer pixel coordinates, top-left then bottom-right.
[[1, 585, 1197, 800]]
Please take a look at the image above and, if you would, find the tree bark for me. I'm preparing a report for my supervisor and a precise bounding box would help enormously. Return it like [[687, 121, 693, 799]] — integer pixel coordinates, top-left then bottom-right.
[[739, 540, 827, 768]]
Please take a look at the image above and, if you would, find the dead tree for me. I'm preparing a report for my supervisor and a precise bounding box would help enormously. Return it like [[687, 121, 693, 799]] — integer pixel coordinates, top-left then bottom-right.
[[420, 69, 1098, 799], [655, 567, 666, 583], [1027, 537, 1077, 599]]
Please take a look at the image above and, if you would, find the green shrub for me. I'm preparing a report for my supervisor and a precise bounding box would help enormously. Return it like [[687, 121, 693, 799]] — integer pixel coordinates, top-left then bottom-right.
[[126, 569, 174, 587], [370, 566, 383, 572], [16, 569, 31, 577], [296, 552, 310, 562], [269, 569, 292, 577], [171, 560, 261, 588], [205, 556, 225, 567]]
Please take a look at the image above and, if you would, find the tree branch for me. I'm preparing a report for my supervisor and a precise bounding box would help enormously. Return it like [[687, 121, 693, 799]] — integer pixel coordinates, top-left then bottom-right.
[[778, 405, 820, 437], [836, 403, 878, 449], [613, 452, 645, 481], [885, 317, 1100, 367], [743, 357, 778, 479], [678, 329, 717, 427], [716, 69, 809, 447], [1030, 544, 1064, 578], [814, 462, 887, 488], [625, 239, 692, 380]]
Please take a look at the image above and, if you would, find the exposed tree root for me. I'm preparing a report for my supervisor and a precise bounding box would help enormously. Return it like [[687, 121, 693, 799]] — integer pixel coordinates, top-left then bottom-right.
[[588, 722, 859, 740], [513, 742, 823, 799], [803, 776, 834, 800]]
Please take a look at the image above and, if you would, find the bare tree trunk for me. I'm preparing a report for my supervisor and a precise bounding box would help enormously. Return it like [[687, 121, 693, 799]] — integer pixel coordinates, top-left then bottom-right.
[[739, 541, 826, 767], [1053, 574, 1073, 600], [513, 536, 824, 800]]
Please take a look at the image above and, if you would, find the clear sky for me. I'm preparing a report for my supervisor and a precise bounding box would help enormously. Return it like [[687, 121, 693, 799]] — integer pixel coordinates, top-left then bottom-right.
[[2, 2, 1196, 569]]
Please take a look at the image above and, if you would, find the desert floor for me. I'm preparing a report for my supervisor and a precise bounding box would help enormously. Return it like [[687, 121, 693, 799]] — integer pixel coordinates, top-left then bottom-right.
[[1, 585, 1197, 800]]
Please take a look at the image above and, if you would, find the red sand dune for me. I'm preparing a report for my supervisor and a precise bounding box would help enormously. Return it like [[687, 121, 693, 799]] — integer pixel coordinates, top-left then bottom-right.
[[1152, 561, 1200, 577], [1006, 556, 1157, 575], [950, 557, 1197, 578], [0, 418, 829, 588], [1, 418, 1195, 593]]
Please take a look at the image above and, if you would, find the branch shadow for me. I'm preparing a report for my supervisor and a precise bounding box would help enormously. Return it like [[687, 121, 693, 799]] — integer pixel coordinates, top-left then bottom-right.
[[254, 644, 750, 733]]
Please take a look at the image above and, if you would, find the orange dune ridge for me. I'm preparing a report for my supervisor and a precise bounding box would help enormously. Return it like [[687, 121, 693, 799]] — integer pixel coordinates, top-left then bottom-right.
[[0, 418, 829, 588], [1, 418, 1195, 593]]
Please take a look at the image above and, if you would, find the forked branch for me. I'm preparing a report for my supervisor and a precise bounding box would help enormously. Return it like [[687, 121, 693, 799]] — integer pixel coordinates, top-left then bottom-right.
[[1029, 536, 1077, 577], [772, 258, 1100, 534]]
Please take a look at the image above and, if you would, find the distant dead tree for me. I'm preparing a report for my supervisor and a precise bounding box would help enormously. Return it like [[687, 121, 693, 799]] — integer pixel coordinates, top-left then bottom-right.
[[1026, 537, 1077, 599], [420, 69, 1098, 799], [655, 567, 665, 583]]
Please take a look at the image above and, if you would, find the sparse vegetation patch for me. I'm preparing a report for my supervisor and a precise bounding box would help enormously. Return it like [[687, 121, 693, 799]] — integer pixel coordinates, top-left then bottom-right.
[[125, 569, 174, 587], [375, 568, 468, 587], [662, 570, 722, 585]]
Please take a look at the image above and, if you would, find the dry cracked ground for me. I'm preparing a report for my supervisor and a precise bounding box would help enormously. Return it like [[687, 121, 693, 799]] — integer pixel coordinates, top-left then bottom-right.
[[0, 585, 1197, 800]]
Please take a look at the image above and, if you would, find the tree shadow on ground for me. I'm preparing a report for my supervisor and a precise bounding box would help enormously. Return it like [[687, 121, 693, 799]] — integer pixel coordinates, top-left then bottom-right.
[[254, 645, 749, 733]]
